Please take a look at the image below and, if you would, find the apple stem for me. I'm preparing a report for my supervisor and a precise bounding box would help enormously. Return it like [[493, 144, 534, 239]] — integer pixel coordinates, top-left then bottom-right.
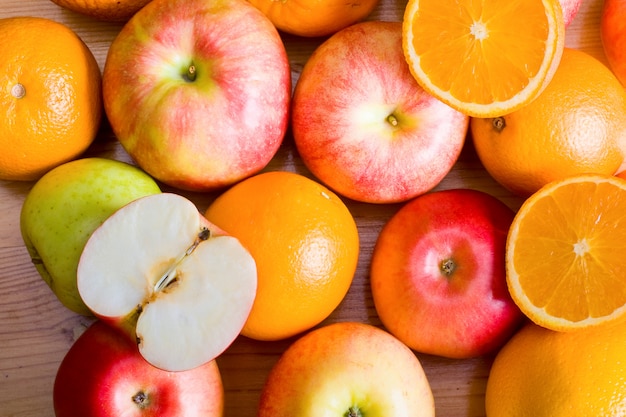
[[154, 227, 211, 292], [386, 114, 399, 127], [184, 64, 197, 82], [345, 405, 363, 417], [441, 258, 456, 276]]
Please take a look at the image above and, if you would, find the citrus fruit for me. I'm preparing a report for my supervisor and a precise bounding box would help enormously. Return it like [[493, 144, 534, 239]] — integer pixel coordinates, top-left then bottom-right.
[[50, 0, 152, 21], [506, 173, 626, 332], [486, 320, 626, 416], [247, 0, 380, 38], [204, 171, 359, 341], [402, 0, 565, 117], [0, 17, 102, 182], [471, 48, 626, 197]]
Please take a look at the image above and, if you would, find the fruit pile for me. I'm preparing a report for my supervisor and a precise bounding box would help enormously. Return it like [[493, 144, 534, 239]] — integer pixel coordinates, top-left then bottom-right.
[[3, 0, 626, 415]]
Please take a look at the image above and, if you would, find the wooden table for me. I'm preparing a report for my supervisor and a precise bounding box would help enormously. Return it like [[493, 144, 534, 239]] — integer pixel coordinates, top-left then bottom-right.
[[0, 0, 609, 415]]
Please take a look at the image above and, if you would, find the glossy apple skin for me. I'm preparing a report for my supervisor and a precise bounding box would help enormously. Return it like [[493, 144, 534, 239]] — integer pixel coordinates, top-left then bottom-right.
[[257, 322, 435, 417], [103, 0, 291, 192], [20, 157, 161, 315], [292, 21, 468, 204], [601, 0, 626, 87], [371, 189, 524, 359], [560, 0, 582, 27], [54, 320, 223, 417]]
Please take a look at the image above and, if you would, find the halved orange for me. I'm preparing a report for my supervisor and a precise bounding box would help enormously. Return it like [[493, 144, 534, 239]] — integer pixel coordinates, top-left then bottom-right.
[[402, 0, 565, 117], [506, 174, 626, 331]]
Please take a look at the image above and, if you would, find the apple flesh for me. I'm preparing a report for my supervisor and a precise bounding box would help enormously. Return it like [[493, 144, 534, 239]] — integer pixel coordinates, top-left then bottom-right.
[[102, 0, 291, 192], [54, 320, 223, 417], [20, 157, 161, 315], [371, 189, 524, 359], [257, 322, 435, 417], [601, 0, 626, 87], [292, 21, 468, 204], [77, 193, 257, 371]]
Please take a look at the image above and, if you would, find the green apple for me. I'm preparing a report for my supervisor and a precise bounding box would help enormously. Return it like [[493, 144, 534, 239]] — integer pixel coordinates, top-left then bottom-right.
[[20, 157, 161, 315]]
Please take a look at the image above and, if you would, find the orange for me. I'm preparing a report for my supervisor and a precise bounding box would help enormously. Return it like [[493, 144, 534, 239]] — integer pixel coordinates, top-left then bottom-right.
[[506, 174, 626, 332], [50, 0, 151, 21], [471, 48, 626, 197], [247, 0, 380, 38], [402, 0, 565, 117], [486, 320, 626, 416], [204, 171, 359, 341], [0, 17, 102, 182]]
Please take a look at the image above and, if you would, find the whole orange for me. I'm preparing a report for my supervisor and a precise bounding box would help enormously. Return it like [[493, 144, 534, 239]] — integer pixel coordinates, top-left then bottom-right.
[[204, 171, 359, 341], [471, 48, 626, 196], [486, 320, 626, 416], [0, 17, 102, 182], [50, 0, 152, 21], [247, 0, 380, 38]]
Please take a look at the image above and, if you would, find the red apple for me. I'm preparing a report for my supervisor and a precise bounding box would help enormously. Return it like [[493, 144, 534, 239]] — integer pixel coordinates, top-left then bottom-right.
[[601, 0, 626, 87], [53, 320, 223, 417], [102, 0, 291, 192], [258, 322, 435, 417], [560, 0, 582, 27], [370, 189, 524, 359], [292, 21, 468, 204]]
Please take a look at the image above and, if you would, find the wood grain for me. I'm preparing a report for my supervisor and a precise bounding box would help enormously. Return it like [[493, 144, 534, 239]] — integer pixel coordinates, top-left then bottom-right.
[[0, 0, 608, 416]]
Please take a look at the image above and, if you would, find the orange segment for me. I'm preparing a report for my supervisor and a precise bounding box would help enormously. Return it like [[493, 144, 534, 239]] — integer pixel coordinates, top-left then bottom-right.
[[506, 174, 626, 331], [402, 0, 565, 117]]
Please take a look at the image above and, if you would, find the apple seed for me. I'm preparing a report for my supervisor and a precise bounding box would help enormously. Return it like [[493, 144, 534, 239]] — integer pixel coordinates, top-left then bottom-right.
[[153, 227, 210, 292]]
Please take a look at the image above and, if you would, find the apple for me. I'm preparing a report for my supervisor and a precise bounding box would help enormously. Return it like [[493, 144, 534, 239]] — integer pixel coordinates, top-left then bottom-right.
[[560, 0, 582, 27], [20, 157, 161, 316], [601, 0, 626, 87], [102, 0, 291, 192], [54, 320, 223, 417], [76, 192, 257, 371], [291, 21, 468, 204], [257, 321, 435, 417], [370, 189, 524, 359]]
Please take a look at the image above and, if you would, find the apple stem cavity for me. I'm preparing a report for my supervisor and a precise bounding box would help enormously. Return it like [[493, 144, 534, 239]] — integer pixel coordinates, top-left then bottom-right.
[[345, 405, 363, 417], [183, 64, 197, 82], [441, 258, 456, 277], [386, 113, 399, 127], [153, 227, 211, 292], [132, 391, 150, 409]]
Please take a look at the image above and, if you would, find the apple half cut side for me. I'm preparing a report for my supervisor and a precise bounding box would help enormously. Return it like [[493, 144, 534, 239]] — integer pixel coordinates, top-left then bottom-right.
[[77, 193, 257, 371]]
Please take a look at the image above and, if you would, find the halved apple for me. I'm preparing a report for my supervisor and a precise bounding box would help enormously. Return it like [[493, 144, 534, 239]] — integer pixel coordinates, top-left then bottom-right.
[[77, 193, 257, 371]]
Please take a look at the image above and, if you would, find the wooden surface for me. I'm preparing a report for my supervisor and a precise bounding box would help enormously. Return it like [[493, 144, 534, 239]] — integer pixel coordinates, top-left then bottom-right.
[[0, 0, 610, 416]]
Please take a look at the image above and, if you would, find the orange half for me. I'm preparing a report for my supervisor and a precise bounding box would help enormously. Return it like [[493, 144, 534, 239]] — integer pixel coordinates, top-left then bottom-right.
[[506, 174, 626, 331], [402, 0, 565, 117]]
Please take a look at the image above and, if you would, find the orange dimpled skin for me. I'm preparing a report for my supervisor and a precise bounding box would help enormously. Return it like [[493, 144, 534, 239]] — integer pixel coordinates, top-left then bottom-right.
[[205, 171, 359, 341], [0, 17, 102, 182]]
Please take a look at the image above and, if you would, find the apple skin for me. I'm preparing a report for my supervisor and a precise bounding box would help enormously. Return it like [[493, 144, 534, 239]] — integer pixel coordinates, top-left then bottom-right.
[[560, 0, 582, 27], [370, 189, 525, 359], [54, 320, 223, 417], [257, 321, 435, 417], [292, 21, 468, 204], [102, 0, 291, 192], [601, 0, 626, 87], [20, 157, 161, 315]]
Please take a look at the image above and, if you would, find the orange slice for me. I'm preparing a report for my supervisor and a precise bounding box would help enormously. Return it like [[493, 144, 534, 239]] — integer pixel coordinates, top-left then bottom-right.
[[506, 174, 626, 331], [402, 0, 565, 117]]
